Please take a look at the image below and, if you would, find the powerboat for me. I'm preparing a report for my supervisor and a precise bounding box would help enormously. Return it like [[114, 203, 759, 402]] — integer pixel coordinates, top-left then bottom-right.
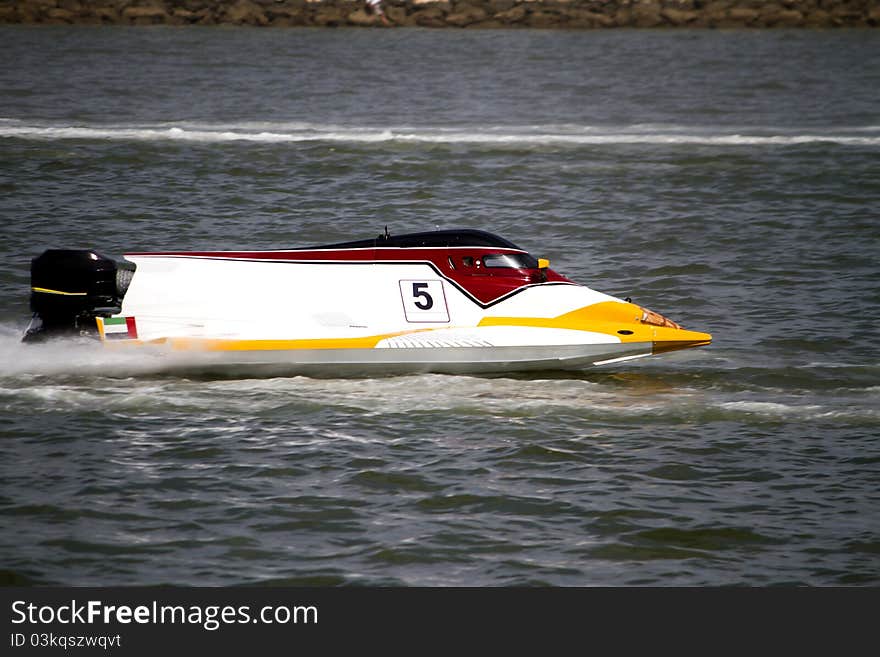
[[22, 229, 711, 375]]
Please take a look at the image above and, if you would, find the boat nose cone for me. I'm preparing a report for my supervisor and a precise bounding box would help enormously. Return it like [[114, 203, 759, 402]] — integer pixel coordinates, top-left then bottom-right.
[[651, 327, 713, 355]]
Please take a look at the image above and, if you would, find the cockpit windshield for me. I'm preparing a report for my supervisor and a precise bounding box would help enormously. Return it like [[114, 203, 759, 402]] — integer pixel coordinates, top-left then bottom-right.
[[482, 253, 539, 269]]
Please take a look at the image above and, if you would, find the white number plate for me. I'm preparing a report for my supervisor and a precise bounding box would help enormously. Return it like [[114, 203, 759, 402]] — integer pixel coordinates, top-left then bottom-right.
[[399, 280, 450, 323]]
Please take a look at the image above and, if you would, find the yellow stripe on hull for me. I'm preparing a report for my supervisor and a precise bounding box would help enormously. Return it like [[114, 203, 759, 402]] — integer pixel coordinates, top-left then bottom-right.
[[479, 300, 712, 350], [103, 302, 710, 355], [109, 331, 420, 352]]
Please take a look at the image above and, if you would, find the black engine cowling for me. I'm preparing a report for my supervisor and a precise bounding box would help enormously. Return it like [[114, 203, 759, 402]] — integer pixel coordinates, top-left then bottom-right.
[[23, 249, 136, 342]]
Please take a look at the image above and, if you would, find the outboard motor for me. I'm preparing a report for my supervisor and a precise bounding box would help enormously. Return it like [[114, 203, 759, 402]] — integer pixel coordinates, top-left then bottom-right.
[[23, 250, 136, 342]]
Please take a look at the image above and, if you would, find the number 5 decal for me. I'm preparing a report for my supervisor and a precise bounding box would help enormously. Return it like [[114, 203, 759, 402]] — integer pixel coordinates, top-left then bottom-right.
[[412, 282, 433, 310], [399, 280, 449, 323]]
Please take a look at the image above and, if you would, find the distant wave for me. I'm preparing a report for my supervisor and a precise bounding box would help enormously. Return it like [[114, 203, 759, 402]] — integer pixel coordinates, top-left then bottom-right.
[[2, 119, 879, 147]]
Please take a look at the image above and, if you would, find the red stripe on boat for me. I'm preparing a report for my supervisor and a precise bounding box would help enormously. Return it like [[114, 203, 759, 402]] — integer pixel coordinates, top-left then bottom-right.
[[123, 248, 572, 305]]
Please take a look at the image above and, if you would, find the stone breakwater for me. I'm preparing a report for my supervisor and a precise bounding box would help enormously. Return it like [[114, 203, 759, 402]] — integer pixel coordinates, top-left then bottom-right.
[[1, 0, 879, 28]]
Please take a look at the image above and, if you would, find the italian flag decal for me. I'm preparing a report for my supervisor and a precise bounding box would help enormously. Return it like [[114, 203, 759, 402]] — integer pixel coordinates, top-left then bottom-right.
[[99, 316, 138, 340]]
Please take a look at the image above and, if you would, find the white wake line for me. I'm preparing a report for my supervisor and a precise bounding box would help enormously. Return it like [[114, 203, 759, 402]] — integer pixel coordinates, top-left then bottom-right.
[[2, 124, 879, 146]]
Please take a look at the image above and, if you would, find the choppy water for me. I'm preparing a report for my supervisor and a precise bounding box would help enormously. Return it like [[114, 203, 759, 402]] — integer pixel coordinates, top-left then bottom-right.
[[1, 26, 878, 586]]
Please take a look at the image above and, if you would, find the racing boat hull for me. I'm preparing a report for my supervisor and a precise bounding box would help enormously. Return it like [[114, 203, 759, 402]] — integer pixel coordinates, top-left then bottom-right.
[[24, 230, 711, 375]]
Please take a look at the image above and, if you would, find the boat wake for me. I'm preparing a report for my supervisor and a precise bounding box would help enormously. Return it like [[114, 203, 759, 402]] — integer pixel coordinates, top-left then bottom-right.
[[2, 119, 879, 147], [0, 324, 168, 379], [1, 324, 876, 427]]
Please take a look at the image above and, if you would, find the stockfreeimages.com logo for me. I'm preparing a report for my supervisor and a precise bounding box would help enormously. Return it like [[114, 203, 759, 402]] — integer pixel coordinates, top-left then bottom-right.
[[11, 599, 318, 632]]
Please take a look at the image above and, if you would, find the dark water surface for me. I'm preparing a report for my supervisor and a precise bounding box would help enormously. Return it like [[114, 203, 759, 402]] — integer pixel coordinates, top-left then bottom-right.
[[1, 26, 878, 585]]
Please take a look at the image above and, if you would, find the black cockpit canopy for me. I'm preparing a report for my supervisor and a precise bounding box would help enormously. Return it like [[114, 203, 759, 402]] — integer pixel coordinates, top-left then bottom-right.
[[306, 229, 525, 251]]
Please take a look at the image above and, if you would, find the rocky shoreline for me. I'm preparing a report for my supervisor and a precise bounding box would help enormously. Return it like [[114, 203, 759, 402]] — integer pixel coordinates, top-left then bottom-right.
[[1, 0, 878, 29]]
